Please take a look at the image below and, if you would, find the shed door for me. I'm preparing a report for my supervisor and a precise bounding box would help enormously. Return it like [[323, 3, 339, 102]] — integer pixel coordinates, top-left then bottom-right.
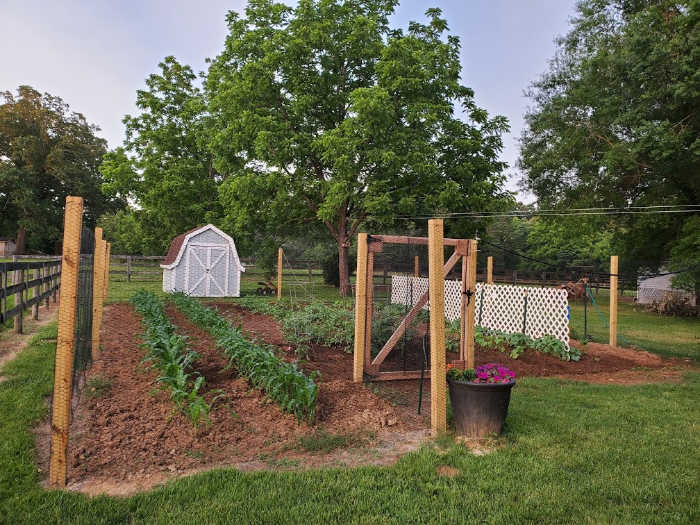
[[185, 244, 229, 296]]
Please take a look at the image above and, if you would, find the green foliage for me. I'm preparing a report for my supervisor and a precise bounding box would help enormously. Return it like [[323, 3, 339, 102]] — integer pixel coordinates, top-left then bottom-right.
[[446, 367, 476, 382], [669, 215, 700, 297], [297, 430, 355, 453], [206, 1, 509, 291], [106, 57, 222, 255], [463, 321, 582, 361], [0, 86, 119, 252], [282, 302, 355, 354], [171, 293, 319, 423], [520, 0, 699, 277], [130, 290, 211, 427]]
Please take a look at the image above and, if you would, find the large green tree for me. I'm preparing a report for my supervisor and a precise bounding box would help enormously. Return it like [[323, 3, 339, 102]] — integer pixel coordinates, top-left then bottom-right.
[[0, 86, 116, 253], [101, 57, 222, 255], [520, 0, 699, 292], [206, 0, 509, 295]]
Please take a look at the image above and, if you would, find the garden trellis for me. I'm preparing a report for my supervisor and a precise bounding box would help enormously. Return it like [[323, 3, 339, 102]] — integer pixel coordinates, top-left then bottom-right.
[[391, 277, 571, 350]]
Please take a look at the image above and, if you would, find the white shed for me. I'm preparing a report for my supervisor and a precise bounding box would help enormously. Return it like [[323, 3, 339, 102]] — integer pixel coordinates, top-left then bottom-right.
[[160, 224, 245, 297], [637, 273, 696, 306]]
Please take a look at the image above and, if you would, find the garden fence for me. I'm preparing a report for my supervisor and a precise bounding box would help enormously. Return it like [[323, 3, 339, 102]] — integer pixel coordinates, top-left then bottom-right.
[[0, 257, 61, 330]]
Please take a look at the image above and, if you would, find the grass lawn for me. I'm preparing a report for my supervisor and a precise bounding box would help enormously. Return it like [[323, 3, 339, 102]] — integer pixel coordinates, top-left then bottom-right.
[[1, 322, 698, 523], [569, 289, 699, 361]]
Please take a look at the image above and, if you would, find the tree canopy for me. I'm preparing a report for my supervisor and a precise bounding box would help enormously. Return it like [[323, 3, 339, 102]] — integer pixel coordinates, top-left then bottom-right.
[[0, 86, 117, 253], [520, 0, 699, 292], [205, 0, 509, 294]]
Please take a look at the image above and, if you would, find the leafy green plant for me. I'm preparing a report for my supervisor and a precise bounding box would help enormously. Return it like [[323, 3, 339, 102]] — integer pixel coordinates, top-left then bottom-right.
[[474, 326, 582, 361], [130, 290, 212, 427], [170, 293, 319, 424]]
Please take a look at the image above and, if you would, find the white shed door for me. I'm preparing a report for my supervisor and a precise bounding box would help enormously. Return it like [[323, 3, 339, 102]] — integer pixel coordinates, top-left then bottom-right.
[[185, 244, 229, 296]]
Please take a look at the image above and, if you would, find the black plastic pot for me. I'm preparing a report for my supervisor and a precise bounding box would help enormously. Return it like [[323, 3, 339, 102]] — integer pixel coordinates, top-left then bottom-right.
[[448, 379, 515, 437]]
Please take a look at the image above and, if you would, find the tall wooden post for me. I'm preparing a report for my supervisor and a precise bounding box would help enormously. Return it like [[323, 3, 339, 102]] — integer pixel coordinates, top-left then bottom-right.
[[459, 252, 468, 364], [49, 196, 83, 487], [103, 242, 111, 301], [91, 229, 105, 361], [414, 255, 419, 277], [277, 247, 283, 300], [364, 250, 375, 370], [353, 233, 369, 383], [428, 219, 447, 433], [487, 256, 493, 284], [466, 239, 478, 368], [126, 255, 132, 282], [609, 255, 618, 348]]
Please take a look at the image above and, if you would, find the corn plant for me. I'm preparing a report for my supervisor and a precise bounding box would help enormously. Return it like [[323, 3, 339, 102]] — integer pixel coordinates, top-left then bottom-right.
[[130, 290, 212, 427], [170, 293, 319, 424]]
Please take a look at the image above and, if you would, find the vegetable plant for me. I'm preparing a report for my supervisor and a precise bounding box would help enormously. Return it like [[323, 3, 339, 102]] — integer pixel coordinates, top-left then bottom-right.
[[130, 290, 212, 427], [170, 293, 319, 424]]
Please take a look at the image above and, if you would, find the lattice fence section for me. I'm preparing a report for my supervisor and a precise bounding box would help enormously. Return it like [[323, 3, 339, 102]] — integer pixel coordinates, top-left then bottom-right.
[[391, 276, 570, 349]]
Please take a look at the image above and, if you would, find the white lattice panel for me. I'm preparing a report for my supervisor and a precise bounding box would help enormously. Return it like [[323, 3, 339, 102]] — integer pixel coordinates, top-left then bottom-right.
[[391, 276, 570, 350]]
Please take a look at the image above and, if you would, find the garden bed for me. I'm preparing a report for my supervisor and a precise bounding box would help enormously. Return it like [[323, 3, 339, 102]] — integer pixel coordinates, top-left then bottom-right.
[[60, 303, 427, 495]]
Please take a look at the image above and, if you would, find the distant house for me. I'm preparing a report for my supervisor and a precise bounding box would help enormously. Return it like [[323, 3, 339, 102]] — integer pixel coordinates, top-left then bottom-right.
[[0, 238, 16, 257], [160, 224, 245, 297], [637, 273, 696, 306]]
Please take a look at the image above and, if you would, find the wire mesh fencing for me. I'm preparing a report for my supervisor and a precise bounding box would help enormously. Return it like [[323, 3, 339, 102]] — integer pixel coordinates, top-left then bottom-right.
[[72, 226, 95, 388]]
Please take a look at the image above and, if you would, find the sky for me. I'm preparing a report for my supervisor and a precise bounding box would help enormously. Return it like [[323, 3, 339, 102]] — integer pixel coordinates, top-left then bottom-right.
[[1, 0, 577, 201]]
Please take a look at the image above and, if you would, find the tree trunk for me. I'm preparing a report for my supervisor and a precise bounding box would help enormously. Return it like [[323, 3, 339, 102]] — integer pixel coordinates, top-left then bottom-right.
[[15, 227, 26, 255], [338, 237, 350, 297]]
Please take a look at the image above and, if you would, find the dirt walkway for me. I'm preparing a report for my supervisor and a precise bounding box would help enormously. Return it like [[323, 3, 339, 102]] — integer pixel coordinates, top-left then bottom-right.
[[0, 299, 59, 381]]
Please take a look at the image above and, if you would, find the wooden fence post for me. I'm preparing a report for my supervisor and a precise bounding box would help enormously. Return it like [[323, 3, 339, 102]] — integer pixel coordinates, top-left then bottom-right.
[[277, 247, 283, 300], [428, 219, 447, 433], [414, 255, 419, 277], [49, 196, 83, 487], [466, 239, 478, 369], [33, 267, 40, 320], [91, 229, 105, 361], [126, 255, 132, 282], [14, 264, 24, 334], [487, 256, 493, 284], [103, 242, 111, 301], [353, 233, 368, 383], [609, 255, 618, 348]]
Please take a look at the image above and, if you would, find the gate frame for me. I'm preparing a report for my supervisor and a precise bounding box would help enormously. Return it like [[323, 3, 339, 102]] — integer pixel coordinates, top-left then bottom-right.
[[352, 231, 478, 382]]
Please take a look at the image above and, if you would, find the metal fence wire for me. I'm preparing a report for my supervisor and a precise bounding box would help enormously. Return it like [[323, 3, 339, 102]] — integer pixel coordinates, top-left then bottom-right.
[[73, 227, 94, 387]]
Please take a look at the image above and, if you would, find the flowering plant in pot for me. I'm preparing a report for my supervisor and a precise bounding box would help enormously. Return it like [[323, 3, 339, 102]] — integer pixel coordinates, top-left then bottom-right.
[[447, 363, 516, 437]]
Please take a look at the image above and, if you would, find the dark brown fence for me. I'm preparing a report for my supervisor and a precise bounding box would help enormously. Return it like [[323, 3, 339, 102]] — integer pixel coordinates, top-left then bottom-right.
[[0, 258, 61, 329]]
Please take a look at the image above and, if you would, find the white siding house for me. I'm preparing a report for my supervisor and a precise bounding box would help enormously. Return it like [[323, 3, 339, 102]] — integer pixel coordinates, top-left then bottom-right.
[[160, 224, 245, 297]]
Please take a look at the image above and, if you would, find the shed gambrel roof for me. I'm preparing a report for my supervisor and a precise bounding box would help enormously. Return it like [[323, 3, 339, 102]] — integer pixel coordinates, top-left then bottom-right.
[[160, 224, 245, 271]]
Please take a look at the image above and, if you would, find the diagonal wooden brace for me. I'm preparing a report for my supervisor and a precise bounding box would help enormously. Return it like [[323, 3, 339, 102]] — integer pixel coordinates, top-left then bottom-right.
[[368, 249, 463, 372]]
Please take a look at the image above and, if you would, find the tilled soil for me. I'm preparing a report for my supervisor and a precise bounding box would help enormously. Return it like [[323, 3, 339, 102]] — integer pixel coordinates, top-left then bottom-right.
[[64, 303, 426, 495]]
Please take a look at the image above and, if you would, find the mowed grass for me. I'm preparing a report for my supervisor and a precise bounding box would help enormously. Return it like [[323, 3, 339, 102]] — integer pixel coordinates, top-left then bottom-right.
[[1, 322, 699, 523], [569, 289, 700, 361]]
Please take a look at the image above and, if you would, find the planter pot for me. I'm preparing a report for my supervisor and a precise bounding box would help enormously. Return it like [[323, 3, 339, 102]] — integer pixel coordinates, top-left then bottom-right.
[[448, 379, 515, 438]]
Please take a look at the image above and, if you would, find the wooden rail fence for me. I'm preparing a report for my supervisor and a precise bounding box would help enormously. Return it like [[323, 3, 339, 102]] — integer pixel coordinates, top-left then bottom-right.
[[0, 257, 61, 330]]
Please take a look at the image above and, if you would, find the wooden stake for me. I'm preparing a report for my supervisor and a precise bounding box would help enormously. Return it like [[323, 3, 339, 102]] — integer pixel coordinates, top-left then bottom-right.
[[33, 267, 40, 320], [91, 229, 105, 361], [103, 242, 111, 301], [364, 249, 375, 370], [414, 255, 419, 277], [277, 247, 283, 300], [459, 254, 468, 364], [466, 239, 478, 368], [353, 233, 369, 383], [49, 196, 83, 487], [609, 255, 618, 348], [487, 256, 493, 284], [428, 219, 447, 433]]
